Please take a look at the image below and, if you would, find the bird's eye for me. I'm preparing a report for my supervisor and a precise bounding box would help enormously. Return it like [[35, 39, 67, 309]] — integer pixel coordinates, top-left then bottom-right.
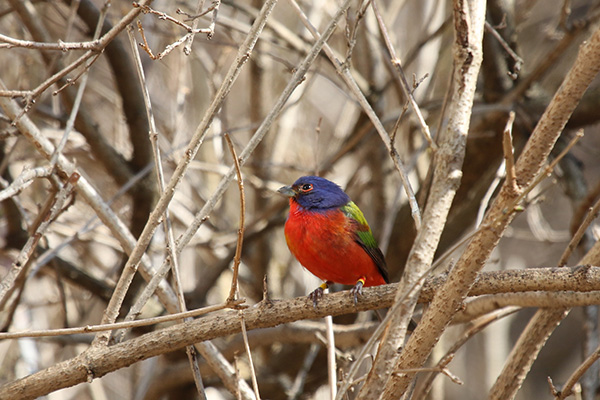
[[300, 183, 313, 193]]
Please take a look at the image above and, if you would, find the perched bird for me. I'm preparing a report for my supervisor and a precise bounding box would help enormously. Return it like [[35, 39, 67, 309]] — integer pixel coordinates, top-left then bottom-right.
[[278, 176, 389, 305]]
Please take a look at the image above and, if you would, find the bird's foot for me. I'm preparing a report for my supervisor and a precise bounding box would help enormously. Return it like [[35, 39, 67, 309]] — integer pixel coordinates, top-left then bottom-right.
[[308, 281, 331, 307], [351, 278, 366, 305]]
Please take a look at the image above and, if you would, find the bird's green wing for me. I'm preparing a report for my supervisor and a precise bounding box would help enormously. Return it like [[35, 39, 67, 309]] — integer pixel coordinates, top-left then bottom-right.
[[341, 201, 389, 283]]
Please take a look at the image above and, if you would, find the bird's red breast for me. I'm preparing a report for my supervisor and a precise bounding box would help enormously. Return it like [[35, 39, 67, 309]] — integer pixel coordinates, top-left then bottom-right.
[[284, 199, 387, 286]]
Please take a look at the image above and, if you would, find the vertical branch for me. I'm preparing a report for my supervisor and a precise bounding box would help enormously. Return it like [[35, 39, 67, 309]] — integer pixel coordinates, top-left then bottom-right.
[[225, 133, 245, 303], [501, 111, 517, 193], [354, 1, 487, 398], [125, 25, 206, 399], [240, 312, 261, 400], [325, 313, 337, 399], [412, 17, 600, 400], [92, 0, 279, 344], [183, 0, 206, 54]]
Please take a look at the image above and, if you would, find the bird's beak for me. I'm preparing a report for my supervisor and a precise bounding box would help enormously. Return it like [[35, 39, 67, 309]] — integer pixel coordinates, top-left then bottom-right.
[[277, 185, 296, 198]]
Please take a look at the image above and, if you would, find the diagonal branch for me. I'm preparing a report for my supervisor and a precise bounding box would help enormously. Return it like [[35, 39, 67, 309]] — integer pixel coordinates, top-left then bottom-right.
[[390, 16, 600, 400], [288, 0, 421, 229], [92, 0, 279, 345], [488, 23, 600, 400], [356, 1, 487, 398]]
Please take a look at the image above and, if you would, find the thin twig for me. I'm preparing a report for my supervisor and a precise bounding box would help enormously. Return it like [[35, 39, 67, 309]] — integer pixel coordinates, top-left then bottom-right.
[[0, 33, 102, 51], [92, 0, 279, 346], [52, 52, 102, 96], [558, 193, 600, 266], [51, 2, 108, 164], [325, 313, 337, 399], [371, 0, 435, 150], [240, 312, 261, 400], [133, 1, 218, 60], [234, 353, 242, 400], [133, 2, 211, 33], [0, 165, 53, 202], [414, 308, 519, 398], [504, 130, 584, 215], [392, 366, 463, 386], [0, 172, 79, 307], [126, 22, 207, 399], [484, 21, 523, 79], [0, 299, 245, 340], [501, 111, 517, 193], [571, 180, 600, 235], [9, 50, 93, 118], [287, 0, 422, 229], [208, 0, 221, 39], [225, 133, 245, 303], [183, 0, 207, 54], [552, 342, 597, 400], [556, 129, 597, 262]]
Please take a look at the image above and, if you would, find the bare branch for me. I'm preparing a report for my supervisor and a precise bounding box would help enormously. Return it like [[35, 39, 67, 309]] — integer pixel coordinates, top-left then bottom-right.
[[288, 0, 422, 229], [240, 312, 261, 400], [225, 133, 246, 303], [502, 111, 517, 194], [372, 0, 435, 149], [553, 341, 600, 399], [361, 1, 487, 398], [0, 172, 79, 307], [92, 0, 279, 345], [559, 169, 600, 266], [0, 165, 53, 202], [0, 33, 102, 51], [0, 299, 244, 340]]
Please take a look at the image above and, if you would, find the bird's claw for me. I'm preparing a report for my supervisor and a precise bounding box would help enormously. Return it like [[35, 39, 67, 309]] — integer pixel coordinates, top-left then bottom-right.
[[308, 287, 324, 308], [308, 282, 331, 307], [351, 279, 365, 305]]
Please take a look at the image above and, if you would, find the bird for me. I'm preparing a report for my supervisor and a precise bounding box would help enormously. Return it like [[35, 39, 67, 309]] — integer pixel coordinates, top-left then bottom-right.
[[278, 176, 389, 306]]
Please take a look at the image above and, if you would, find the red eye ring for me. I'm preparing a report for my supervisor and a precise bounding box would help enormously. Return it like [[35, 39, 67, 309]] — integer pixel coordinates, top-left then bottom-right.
[[300, 183, 313, 193]]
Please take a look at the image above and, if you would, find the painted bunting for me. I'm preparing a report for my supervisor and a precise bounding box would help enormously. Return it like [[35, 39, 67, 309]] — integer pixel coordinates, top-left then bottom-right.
[[278, 176, 389, 306]]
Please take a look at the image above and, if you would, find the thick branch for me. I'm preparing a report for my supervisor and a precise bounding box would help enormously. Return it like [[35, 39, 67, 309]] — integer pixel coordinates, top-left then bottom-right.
[[487, 23, 600, 400], [364, 0, 486, 398], [3, 265, 600, 398]]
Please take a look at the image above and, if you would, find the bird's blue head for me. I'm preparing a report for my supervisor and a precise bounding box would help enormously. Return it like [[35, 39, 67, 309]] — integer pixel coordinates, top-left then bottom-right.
[[278, 176, 350, 210]]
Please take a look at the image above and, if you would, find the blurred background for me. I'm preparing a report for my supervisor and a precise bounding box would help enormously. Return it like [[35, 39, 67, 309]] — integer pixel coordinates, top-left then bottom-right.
[[1, 0, 600, 398]]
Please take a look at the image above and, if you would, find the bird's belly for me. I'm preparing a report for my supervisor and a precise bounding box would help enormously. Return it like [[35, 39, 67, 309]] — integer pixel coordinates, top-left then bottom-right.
[[284, 211, 383, 286]]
